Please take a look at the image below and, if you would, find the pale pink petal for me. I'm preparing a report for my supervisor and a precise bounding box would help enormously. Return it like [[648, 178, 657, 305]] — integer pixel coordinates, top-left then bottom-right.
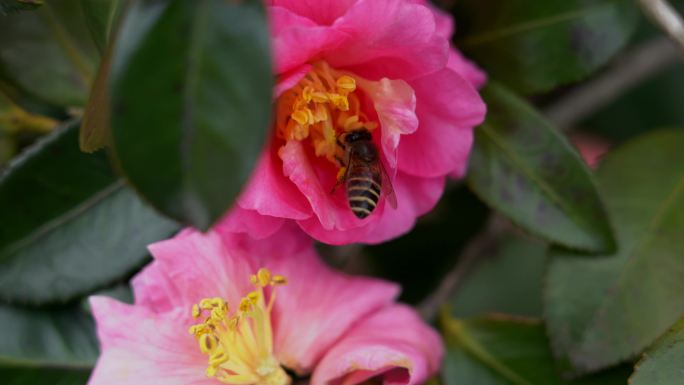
[[398, 69, 486, 178], [447, 49, 487, 89], [264, 237, 401, 374], [267, 0, 358, 26], [326, 0, 448, 80], [269, 6, 348, 74], [88, 297, 209, 385], [132, 231, 255, 312], [311, 304, 444, 385], [213, 206, 286, 240], [358, 77, 418, 170], [298, 172, 444, 245], [238, 144, 312, 221]]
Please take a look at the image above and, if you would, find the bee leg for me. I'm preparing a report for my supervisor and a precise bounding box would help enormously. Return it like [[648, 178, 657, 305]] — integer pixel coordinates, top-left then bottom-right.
[[330, 167, 346, 194]]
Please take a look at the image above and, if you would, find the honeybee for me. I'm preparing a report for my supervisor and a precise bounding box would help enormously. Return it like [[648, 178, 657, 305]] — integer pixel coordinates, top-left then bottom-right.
[[333, 128, 397, 219]]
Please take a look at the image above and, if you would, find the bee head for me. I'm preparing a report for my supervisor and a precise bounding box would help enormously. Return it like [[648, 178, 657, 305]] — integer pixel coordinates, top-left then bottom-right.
[[344, 129, 372, 143]]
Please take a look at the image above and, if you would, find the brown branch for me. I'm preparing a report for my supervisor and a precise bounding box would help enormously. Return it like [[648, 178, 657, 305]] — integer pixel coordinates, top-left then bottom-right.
[[544, 37, 682, 130], [639, 0, 684, 52], [418, 216, 507, 321]]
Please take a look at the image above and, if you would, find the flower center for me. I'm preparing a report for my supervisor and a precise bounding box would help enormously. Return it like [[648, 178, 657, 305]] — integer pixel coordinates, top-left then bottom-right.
[[189, 268, 290, 385], [276, 62, 377, 165]]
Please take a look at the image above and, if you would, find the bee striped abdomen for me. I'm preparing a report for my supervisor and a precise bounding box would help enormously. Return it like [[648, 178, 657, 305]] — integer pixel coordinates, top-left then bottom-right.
[[346, 167, 382, 219]]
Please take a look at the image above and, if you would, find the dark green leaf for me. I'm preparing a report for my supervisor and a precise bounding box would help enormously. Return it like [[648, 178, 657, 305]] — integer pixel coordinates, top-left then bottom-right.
[[0, 303, 96, 384], [630, 318, 684, 385], [360, 185, 488, 304], [110, 0, 273, 230], [442, 316, 631, 385], [0, 121, 178, 304], [0, 0, 42, 15], [545, 129, 684, 374], [453, 0, 639, 94], [450, 233, 546, 318], [80, 0, 125, 53], [467, 83, 615, 252], [0, 0, 97, 109]]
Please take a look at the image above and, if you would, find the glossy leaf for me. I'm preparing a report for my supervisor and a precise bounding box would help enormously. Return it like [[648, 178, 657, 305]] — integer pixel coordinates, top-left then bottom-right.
[[0, 0, 42, 15], [630, 318, 684, 385], [0, 0, 97, 109], [0, 121, 179, 304], [467, 83, 615, 252], [453, 0, 639, 94], [442, 315, 631, 385], [110, 0, 273, 230], [450, 233, 546, 318], [0, 303, 95, 384], [546, 130, 684, 374]]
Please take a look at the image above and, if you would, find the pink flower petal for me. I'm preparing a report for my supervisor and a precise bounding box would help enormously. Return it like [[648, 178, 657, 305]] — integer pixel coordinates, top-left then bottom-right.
[[447, 49, 487, 89], [398, 69, 486, 178], [266, 237, 401, 374], [311, 304, 444, 385], [358, 77, 418, 170], [297, 172, 444, 245], [275, 64, 312, 98], [326, 0, 448, 80], [88, 297, 209, 385], [280, 140, 370, 232], [267, 0, 358, 26], [213, 206, 286, 240], [132, 231, 255, 312], [237, 144, 312, 221], [269, 6, 348, 74]]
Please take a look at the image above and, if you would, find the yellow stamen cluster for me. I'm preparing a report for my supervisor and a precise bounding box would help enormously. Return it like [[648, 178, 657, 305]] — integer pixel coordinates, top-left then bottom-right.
[[276, 62, 377, 164], [189, 268, 290, 385]]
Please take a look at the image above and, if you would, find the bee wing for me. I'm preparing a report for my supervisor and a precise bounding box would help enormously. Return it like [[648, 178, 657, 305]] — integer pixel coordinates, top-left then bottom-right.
[[379, 162, 398, 209]]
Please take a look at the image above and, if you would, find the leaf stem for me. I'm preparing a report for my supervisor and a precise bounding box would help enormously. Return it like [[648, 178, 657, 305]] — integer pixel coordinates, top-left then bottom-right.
[[638, 0, 684, 53]]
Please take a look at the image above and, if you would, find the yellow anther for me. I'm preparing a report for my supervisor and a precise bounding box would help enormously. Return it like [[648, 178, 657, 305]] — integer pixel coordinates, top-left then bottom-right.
[[247, 291, 260, 304], [272, 275, 287, 285], [257, 268, 272, 287], [311, 91, 329, 103], [314, 103, 328, 122], [199, 334, 218, 354], [328, 93, 350, 111], [336, 75, 356, 93], [188, 269, 290, 384], [239, 297, 252, 312], [291, 109, 310, 126]]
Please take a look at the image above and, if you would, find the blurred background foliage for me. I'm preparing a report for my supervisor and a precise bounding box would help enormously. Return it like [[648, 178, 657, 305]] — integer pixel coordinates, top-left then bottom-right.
[[1, 0, 684, 385]]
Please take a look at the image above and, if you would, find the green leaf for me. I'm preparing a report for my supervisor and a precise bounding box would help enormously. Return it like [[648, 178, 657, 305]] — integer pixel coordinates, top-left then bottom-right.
[[0, 121, 179, 304], [545, 129, 684, 374], [0, 303, 95, 384], [450, 233, 546, 318], [360, 185, 488, 304], [467, 83, 615, 252], [80, 0, 125, 54], [0, 0, 42, 15], [442, 316, 631, 385], [630, 318, 684, 385], [110, 0, 273, 230], [453, 0, 639, 94], [0, 0, 98, 109]]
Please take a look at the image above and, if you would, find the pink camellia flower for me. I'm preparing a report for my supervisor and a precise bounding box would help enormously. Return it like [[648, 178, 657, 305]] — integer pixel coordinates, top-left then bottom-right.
[[221, 0, 486, 244], [87, 224, 443, 385]]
